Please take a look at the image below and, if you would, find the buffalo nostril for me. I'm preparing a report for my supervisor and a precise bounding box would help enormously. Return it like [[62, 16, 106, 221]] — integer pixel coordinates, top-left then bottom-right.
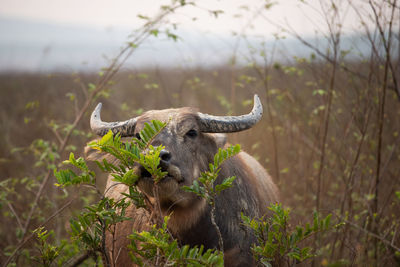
[[160, 149, 172, 162]]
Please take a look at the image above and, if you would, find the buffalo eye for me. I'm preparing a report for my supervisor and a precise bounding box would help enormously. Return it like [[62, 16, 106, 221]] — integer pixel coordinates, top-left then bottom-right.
[[185, 129, 198, 139]]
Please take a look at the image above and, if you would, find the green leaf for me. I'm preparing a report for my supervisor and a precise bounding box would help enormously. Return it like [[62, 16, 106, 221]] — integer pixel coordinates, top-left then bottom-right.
[[395, 191, 400, 201], [313, 211, 319, 230], [66, 92, 76, 101], [98, 130, 114, 146], [280, 167, 289, 174], [215, 176, 236, 194], [213, 144, 240, 169], [312, 89, 326, 96], [323, 214, 332, 230], [150, 29, 159, 37], [113, 169, 139, 186]]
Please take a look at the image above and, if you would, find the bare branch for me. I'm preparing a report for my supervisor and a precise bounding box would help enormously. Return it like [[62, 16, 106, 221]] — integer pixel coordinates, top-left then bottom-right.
[[6, 201, 23, 231], [4, 199, 75, 266], [344, 219, 400, 252]]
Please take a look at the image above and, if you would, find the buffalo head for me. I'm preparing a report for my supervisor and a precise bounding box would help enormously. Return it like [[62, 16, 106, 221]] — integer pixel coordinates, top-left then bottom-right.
[[90, 95, 263, 212]]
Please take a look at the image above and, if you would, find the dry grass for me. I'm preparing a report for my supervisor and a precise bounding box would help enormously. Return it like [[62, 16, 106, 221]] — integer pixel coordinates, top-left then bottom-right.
[[1, 57, 399, 265]]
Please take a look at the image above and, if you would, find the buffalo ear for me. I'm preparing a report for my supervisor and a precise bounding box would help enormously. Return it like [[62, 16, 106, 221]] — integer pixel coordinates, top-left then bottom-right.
[[211, 133, 227, 148]]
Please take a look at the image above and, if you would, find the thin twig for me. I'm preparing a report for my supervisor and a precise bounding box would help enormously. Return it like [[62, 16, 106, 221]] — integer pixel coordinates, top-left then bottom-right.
[[248, 42, 281, 183], [210, 203, 224, 251], [368, 0, 397, 265], [315, 2, 341, 213], [21, 169, 52, 238], [68, 251, 92, 267], [152, 185, 164, 227], [6, 202, 23, 231], [332, 109, 371, 260], [78, 80, 89, 100], [100, 217, 111, 267], [50, 127, 63, 146], [3, 199, 75, 267], [344, 219, 400, 252]]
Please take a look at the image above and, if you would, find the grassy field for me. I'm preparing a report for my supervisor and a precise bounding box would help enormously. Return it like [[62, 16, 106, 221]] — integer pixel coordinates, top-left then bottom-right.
[[1, 0, 399, 265], [1, 57, 400, 265]]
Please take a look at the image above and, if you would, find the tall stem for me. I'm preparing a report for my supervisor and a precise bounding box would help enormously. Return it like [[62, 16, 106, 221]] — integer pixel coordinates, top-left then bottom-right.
[[315, 46, 338, 213], [369, 0, 396, 264], [210, 203, 224, 251]]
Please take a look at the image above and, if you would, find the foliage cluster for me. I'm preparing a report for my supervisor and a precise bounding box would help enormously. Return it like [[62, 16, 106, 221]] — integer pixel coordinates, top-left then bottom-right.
[[53, 121, 232, 266], [128, 217, 224, 267], [242, 205, 339, 266], [3, 115, 333, 266]]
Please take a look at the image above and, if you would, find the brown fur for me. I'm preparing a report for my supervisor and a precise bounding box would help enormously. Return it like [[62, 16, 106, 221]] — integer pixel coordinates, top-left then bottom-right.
[[85, 107, 279, 266]]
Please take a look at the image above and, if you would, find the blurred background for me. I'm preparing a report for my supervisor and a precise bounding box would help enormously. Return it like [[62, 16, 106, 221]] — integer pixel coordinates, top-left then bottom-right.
[[1, 0, 399, 266], [0, 0, 377, 71]]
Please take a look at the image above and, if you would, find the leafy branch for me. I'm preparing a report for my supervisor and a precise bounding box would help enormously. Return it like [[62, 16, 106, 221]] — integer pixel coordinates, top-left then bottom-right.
[[52, 118, 235, 265], [128, 216, 224, 267], [32, 227, 61, 267], [89, 120, 168, 184], [242, 204, 342, 266], [182, 144, 241, 251]]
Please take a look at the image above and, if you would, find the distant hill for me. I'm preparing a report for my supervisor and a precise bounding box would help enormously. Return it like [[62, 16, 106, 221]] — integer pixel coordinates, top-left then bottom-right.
[[0, 16, 377, 72]]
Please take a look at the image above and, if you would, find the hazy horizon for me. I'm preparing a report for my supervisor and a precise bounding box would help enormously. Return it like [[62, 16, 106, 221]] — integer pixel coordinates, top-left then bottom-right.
[[0, 0, 384, 72], [0, 16, 308, 72]]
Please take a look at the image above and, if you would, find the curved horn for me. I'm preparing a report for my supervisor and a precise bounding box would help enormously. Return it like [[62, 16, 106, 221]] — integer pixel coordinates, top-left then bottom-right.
[[90, 103, 137, 137], [198, 94, 263, 133]]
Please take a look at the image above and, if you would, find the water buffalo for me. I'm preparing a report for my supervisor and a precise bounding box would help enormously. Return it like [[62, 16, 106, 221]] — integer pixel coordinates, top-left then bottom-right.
[[86, 95, 279, 266]]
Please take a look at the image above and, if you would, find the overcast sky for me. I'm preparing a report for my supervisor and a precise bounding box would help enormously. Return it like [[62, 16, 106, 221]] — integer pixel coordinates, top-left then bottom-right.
[[0, 0, 385, 71], [0, 0, 371, 36]]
